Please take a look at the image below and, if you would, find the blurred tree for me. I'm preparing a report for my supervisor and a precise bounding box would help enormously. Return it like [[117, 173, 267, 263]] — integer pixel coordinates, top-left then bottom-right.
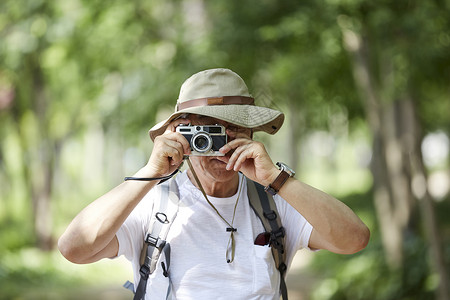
[[205, 0, 450, 298], [0, 0, 199, 250], [337, 1, 450, 299], [1, 0, 63, 250], [0, 0, 449, 298]]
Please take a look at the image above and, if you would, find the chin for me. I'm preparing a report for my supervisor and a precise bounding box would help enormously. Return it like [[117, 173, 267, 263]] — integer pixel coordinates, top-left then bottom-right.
[[189, 155, 237, 182], [207, 158, 237, 180]]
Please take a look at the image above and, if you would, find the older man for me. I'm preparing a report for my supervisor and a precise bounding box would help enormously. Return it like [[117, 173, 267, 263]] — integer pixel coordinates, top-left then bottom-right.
[[59, 68, 370, 299]]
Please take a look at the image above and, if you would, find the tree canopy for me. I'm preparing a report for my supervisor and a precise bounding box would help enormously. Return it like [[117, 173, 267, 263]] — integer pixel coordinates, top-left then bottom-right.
[[1, 0, 449, 299]]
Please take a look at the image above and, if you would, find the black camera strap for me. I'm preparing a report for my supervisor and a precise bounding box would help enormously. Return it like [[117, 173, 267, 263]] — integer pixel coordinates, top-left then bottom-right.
[[124, 165, 182, 184]]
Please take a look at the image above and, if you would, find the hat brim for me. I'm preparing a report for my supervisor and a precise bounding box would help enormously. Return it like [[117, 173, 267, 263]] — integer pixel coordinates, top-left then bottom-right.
[[149, 105, 284, 141]]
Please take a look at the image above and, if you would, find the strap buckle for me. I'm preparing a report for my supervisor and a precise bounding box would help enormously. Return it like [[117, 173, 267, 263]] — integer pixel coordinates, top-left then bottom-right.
[[145, 234, 166, 250], [139, 264, 150, 279], [264, 185, 277, 196], [263, 210, 277, 221], [269, 227, 285, 253], [272, 226, 285, 239], [278, 262, 287, 275]]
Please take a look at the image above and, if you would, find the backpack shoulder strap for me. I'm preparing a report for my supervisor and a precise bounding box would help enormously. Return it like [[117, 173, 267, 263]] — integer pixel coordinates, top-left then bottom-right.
[[133, 178, 181, 300], [246, 177, 288, 300]]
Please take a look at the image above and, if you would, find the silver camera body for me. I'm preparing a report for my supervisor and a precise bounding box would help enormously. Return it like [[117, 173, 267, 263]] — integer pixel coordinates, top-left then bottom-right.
[[176, 124, 227, 156]]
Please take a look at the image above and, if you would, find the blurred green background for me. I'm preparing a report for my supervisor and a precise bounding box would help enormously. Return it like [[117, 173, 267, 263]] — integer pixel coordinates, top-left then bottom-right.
[[1, 0, 449, 299]]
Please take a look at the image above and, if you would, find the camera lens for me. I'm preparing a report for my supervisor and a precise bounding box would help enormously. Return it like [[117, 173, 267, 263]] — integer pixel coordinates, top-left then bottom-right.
[[194, 136, 208, 150], [192, 132, 212, 153]]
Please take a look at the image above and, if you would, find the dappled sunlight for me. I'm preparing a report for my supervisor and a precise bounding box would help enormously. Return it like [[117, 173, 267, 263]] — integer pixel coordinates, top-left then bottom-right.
[[0, 0, 449, 299], [0, 248, 132, 299]]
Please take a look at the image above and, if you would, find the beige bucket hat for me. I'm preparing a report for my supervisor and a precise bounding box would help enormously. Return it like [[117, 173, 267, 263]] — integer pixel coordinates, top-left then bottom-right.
[[149, 68, 284, 140]]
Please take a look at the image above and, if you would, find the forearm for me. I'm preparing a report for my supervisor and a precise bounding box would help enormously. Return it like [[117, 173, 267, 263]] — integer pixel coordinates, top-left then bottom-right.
[[221, 137, 370, 254], [58, 168, 159, 263], [59, 120, 190, 264], [277, 177, 370, 254]]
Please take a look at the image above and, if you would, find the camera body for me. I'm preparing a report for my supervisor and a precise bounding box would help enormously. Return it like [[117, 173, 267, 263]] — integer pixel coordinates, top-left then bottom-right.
[[176, 124, 227, 156]]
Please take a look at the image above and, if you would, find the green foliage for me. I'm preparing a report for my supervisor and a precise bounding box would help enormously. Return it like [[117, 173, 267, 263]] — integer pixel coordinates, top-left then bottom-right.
[[0, 251, 82, 299], [0, 248, 130, 300], [310, 235, 439, 300], [308, 192, 450, 300], [0, 0, 449, 298]]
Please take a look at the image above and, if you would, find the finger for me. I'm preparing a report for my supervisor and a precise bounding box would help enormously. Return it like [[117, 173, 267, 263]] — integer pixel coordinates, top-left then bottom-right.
[[165, 118, 190, 134], [164, 131, 191, 155], [220, 138, 251, 155], [154, 138, 182, 162], [227, 141, 268, 171], [154, 134, 189, 165], [162, 140, 186, 165], [232, 147, 255, 171], [175, 134, 191, 155], [226, 143, 251, 171]]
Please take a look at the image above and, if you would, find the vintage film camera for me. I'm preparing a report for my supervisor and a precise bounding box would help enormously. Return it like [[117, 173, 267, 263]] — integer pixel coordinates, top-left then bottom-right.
[[176, 124, 227, 156]]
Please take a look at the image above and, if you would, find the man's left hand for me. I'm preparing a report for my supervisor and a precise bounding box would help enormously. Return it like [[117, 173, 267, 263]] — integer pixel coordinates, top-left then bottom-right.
[[219, 138, 279, 186]]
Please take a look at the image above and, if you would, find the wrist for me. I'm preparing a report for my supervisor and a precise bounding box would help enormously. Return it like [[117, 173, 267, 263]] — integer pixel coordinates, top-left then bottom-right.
[[125, 164, 181, 184], [264, 162, 295, 196], [133, 163, 166, 179], [263, 166, 281, 187]]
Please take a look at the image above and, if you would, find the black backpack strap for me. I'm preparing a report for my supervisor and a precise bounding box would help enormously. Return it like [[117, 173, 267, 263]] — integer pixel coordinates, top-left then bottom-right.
[[133, 178, 180, 300], [247, 178, 288, 300]]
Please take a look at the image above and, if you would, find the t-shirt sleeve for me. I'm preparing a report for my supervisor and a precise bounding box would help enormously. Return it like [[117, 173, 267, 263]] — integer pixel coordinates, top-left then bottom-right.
[[115, 192, 154, 261], [274, 194, 314, 265]]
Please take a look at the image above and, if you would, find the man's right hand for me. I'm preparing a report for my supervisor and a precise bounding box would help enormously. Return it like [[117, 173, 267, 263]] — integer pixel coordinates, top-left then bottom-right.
[[144, 118, 191, 179], [58, 118, 191, 264]]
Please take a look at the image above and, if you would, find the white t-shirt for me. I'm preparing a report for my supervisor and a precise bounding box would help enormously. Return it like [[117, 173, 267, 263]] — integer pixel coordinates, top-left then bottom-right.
[[116, 171, 313, 300]]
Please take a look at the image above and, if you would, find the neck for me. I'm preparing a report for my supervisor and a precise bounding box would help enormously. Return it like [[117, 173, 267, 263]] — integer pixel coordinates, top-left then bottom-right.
[[187, 169, 240, 198]]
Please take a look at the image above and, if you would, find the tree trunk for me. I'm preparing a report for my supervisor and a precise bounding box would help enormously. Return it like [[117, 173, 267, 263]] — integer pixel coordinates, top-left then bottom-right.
[[407, 99, 449, 300], [287, 101, 303, 171], [341, 27, 406, 268], [29, 54, 54, 251], [341, 25, 449, 299], [30, 145, 54, 251]]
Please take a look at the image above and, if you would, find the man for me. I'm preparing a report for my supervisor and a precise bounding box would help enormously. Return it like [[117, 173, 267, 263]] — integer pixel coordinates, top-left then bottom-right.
[[58, 68, 370, 299]]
